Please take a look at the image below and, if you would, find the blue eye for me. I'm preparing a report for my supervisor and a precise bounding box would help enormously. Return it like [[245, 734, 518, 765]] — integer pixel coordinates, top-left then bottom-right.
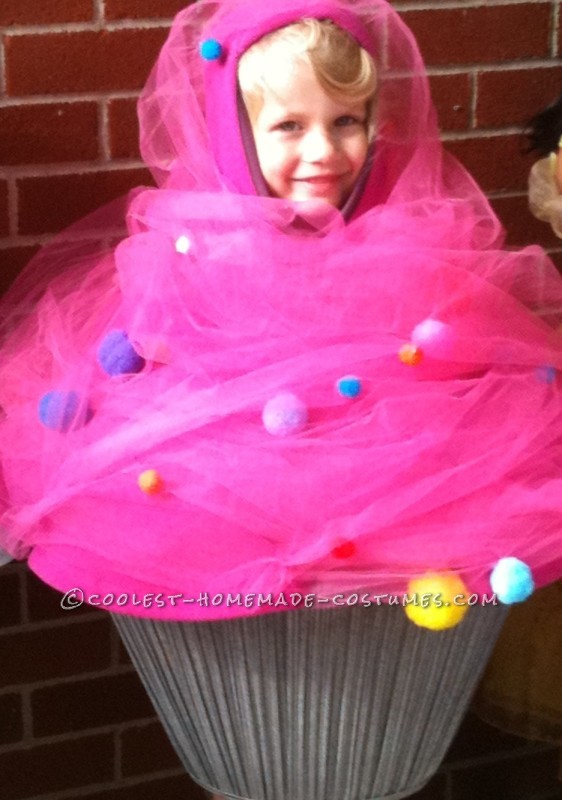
[[277, 121, 300, 132], [335, 115, 363, 127]]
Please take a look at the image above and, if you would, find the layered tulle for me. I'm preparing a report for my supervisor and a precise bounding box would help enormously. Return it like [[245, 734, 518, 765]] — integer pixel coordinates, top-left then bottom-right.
[[1, 0, 562, 619]]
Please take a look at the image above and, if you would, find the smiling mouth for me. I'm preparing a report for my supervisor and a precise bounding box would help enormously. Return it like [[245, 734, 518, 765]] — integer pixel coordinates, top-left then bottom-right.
[[295, 175, 342, 183]]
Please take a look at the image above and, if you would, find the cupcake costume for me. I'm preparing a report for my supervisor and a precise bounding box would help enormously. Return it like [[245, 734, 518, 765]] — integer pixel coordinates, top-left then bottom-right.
[[1, 0, 562, 622]]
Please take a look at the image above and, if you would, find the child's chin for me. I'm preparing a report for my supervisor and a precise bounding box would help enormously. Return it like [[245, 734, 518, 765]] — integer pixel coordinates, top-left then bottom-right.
[[290, 198, 342, 224], [291, 189, 340, 208]]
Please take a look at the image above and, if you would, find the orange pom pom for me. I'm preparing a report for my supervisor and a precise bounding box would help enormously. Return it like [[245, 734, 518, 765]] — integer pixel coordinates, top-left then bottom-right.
[[399, 343, 423, 366], [138, 469, 163, 495]]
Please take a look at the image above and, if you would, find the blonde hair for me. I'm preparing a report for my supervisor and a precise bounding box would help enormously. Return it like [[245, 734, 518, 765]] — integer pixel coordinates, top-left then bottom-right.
[[238, 19, 377, 128]]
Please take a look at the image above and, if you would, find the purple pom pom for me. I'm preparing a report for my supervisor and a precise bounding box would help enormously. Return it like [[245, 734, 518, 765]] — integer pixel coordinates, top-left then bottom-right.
[[97, 330, 145, 376], [38, 391, 90, 432], [262, 393, 308, 436], [536, 365, 557, 385]]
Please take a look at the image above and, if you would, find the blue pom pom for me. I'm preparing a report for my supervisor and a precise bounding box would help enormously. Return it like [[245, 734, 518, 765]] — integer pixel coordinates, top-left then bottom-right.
[[97, 330, 145, 376], [490, 557, 534, 604], [336, 375, 362, 398], [200, 38, 223, 61], [38, 390, 89, 432], [536, 365, 557, 385]]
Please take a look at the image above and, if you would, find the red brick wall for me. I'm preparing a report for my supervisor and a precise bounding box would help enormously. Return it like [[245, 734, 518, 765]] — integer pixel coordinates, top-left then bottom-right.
[[1, 0, 562, 293], [0, 564, 209, 799], [0, 0, 182, 293], [1, 2, 562, 799]]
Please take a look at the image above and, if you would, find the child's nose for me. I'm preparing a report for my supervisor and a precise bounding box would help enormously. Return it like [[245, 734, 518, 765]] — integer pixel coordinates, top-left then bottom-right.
[[301, 128, 337, 163]]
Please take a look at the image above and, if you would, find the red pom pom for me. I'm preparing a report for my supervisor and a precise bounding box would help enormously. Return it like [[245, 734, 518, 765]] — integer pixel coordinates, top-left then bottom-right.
[[331, 541, 357, 559]]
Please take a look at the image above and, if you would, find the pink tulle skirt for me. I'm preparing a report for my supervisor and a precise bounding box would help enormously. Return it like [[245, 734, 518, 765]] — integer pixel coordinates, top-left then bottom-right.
[[1, 188, 562, 620]]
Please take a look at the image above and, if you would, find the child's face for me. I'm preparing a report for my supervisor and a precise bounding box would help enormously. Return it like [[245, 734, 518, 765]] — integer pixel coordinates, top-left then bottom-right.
[[249, 57, 370, 208]]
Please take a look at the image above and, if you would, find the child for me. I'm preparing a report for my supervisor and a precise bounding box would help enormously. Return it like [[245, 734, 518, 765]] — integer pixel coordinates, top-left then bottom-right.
[[0, 0, 562, 630], [237, 18, 376, 210]]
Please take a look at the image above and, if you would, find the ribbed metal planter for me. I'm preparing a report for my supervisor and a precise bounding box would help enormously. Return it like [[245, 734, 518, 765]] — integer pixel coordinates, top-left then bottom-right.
[[114, 604, 505, 800]]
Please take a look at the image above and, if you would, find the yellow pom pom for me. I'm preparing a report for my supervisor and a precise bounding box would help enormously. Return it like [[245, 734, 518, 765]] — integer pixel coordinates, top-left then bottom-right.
[[138, 469, 163, 495], [405, 572, 469, 630], [399, 343, 423, 366]]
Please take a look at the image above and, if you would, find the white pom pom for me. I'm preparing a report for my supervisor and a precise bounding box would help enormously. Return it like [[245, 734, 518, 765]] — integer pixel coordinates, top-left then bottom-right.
[[175, 235, 192, 254]]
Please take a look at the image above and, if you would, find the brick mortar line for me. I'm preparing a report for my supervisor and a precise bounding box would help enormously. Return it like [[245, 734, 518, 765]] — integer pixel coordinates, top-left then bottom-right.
[[0, 610, 113, 636], [0, 713, 162, 755], [0, 62, 557, 108], [550, 2, 560, 58], [427, 60, 562, 75], [0, 92, 140, 107], [0, 160, 145, 178], [0, 663, 139, 699], [442, 127, 526, 140], [2, 20, 173, 36], [21, 767, 188, 800], [7, 176, 18, 239], [95, 0, 105, 25], [0, 60, 556, 106], [444, 740, 559, 771], [487, 189, 528, 198], [99, 98, 111, 162], [6, 217, 136, 241], [470, 72, 478, 130], [422, 58, 561, 73], [0, 35, 5, 95], [0, 128, 534, 183], [0, 226, 128, 250], [394, 0, 552, 9], [0, 3, 555, 34], [116, 717, 166, 733]]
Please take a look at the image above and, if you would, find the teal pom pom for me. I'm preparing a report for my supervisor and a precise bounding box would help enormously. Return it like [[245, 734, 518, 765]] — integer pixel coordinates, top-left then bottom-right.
[[97, 330, 145, 376], [38, 390, 90, 432], [490, 557, 534, 604], [200, 38, 223, 61], [336, 375, 362, 398]]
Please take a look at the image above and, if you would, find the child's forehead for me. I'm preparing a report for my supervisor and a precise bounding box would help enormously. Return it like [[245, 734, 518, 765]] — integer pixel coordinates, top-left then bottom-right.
[[244, 33, 309, 72], [258, 62, 367, 116], [241, 43, 311, 103]]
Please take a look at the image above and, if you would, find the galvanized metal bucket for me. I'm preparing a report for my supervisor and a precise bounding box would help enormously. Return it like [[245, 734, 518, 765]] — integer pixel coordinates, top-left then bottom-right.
[[114, 604, 505, 800]]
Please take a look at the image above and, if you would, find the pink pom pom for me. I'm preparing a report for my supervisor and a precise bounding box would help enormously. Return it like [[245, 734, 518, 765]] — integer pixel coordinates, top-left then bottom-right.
[[262, 393, 308, 436], [411, 318, 455, 358]]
